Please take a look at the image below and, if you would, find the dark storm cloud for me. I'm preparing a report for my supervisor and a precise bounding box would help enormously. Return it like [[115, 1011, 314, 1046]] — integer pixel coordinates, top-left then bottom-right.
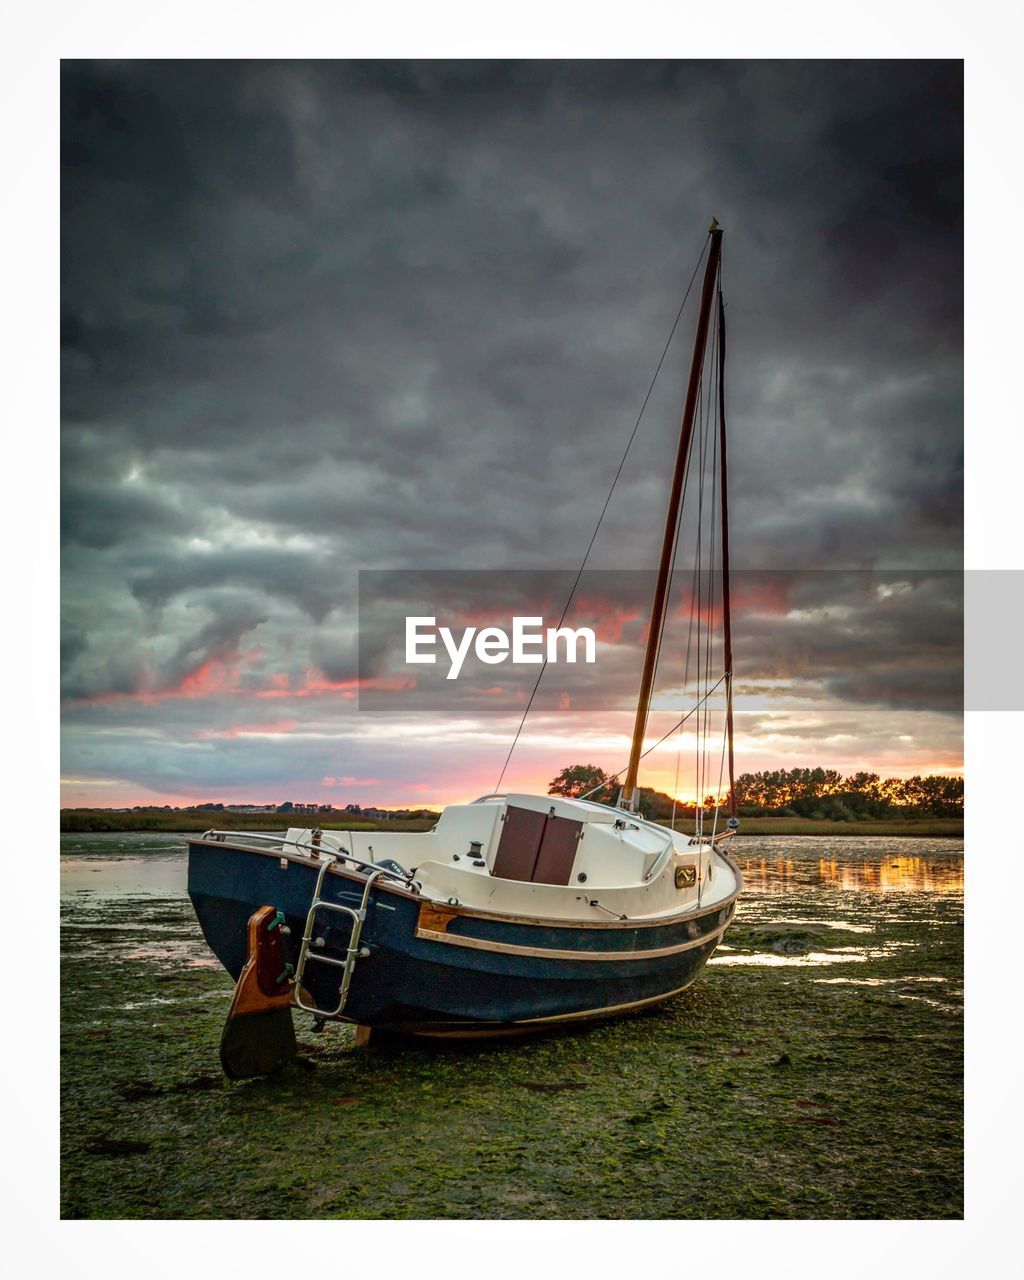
[[61, 479, 191, 549], [60, 59, 962, 798], [732, 571, 962, 712]]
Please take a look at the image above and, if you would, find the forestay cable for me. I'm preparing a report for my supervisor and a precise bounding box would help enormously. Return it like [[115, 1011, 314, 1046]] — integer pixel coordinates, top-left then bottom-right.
[[494, 234, 713, 792]]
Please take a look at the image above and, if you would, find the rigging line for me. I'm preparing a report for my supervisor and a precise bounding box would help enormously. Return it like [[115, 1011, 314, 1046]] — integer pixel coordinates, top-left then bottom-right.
[[644, 330, 708, 810], [693, 349, 710, 831], [699, 272, 720, 827], [575, 673, 728, 801], [700, 715, 730, 909], [671, 457, 706, 832], [494, 234, 712, 793], [644, 244, 718, 704], [715, 278, 736, 819], [674, 395, 709, 829], [675, 480, 704, 828], [670, 731, 682, 831], [642, 249, 718, 815], [657, 353, 709, 829], [700, 452, 717, 828], [662, 422, 688, 836], [700, 294, 721, 835], [695, 319, 710, 826], [691, 396, 708, 823], [670, 471, 705, 831], [701, 279, 723, 827], [644, 676, 724, 755], [709, 706, 729, 838]]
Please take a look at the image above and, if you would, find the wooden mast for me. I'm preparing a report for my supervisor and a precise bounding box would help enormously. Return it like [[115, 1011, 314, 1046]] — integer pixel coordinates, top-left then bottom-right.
[[716, 285, 736, 818], [621, 223, 723, 810]]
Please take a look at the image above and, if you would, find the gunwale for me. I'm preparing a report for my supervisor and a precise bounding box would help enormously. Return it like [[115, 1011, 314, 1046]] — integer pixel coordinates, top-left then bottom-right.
[[187, 835, 743, 931]]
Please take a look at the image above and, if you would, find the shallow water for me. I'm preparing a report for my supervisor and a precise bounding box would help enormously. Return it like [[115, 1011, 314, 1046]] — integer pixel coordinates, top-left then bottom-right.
[[735, 837, 964, 898], [61, 834, 214, 973], [60, 831, 964, 995], [715, 836, 963, 983], [61, 832, 190, 898], [60, 831, 964, 897]]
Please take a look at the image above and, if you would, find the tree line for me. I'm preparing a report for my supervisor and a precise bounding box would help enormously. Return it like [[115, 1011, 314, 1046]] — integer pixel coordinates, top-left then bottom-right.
[[732, 768, 963, 819], [548, 764, 963, 821]]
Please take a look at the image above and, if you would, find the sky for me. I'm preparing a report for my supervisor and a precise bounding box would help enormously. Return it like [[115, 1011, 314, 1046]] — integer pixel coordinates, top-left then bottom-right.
[[60, 60, 963, 809]]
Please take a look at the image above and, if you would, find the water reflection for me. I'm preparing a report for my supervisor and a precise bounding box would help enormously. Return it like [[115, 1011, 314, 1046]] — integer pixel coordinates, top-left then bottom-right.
[[724, 835, 963, 975], [817, 856, 963, 894], [711, 949, 882, 968], [60, 834, 210, 971], [59, 834, 963, 981], [735, 837, 964, 895]]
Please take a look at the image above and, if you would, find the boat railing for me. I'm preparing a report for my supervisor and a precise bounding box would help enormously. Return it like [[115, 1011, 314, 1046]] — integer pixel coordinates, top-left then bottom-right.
[[472, 791, 629, 820], [198, 829, 414, 885], [472, 793, 729, 851]]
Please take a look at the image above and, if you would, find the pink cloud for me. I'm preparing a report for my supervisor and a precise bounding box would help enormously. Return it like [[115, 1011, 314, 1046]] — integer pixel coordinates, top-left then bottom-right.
[[65, 649, 262, 706], [255, 671, 417, 700], [64, 659, 417, 708], [571, 594, 642, 644]]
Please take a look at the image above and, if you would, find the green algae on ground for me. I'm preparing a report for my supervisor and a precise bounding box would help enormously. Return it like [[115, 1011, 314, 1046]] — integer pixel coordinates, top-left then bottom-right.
[[60, 836, 963, 1219]]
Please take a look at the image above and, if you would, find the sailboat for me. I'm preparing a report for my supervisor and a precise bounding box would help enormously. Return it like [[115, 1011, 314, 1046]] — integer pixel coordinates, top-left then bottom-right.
[[187, 222, 743, 1070]]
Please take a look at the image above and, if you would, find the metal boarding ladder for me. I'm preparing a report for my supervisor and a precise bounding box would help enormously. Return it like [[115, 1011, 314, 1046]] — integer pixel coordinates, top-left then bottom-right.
[[291, 856, 388, 1021]]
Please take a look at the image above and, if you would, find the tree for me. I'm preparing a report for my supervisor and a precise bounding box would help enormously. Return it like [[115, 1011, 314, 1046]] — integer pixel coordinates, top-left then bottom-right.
[[549, 764, 615, 801], [733, 767, 963, 819]]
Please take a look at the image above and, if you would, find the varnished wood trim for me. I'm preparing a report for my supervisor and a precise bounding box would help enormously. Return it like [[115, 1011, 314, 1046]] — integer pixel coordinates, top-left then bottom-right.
[[417, 902, 459, 933], [414, 911, 732, 961]]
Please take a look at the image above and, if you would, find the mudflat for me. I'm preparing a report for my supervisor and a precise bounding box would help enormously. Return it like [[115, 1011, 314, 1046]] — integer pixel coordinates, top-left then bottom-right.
[[60, 833, 963, 1220]]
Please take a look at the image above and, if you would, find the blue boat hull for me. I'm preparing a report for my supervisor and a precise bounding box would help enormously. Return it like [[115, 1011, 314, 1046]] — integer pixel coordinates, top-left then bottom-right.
[[187, 838, 737, 1035]]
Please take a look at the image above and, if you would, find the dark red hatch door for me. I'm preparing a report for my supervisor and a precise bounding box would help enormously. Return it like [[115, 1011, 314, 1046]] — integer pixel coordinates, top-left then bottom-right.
[[532, 812, 583, 886], [492, 805, 547, 881], [492, 806, 583, 885]]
